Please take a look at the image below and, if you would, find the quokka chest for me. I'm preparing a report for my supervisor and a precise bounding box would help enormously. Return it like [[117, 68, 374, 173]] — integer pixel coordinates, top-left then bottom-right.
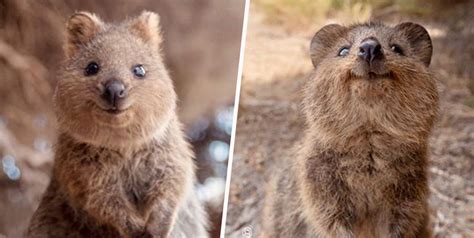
[[119, 152, 168, 205], [336, 134, 409, 190], [339, 152, 395, 187], [311, 145, 403, 200]]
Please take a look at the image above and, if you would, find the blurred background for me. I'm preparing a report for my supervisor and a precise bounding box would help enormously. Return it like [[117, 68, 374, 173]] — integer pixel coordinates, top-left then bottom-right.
[[226, 0, 473, 237], [0, 0, 244, 237]]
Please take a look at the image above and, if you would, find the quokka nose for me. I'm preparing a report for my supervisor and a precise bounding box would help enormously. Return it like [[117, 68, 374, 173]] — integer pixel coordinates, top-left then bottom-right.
[[358, 39, 383, 64], [102, 80, 127, 107]]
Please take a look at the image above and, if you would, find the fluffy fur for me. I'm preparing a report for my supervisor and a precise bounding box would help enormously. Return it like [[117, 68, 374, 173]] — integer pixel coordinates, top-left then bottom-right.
[[262, 22, 438, 238], [26, 11, 208, 238]]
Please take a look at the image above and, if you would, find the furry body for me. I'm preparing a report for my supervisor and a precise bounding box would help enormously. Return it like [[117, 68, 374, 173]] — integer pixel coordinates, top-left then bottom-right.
[[26, 11, 208, 238], [263, 22, 438, 238]]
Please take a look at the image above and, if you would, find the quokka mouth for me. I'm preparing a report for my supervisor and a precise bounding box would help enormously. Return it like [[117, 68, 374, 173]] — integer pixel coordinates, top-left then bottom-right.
[[104, 108, 127, 115], [368, 71, 392, 79], [92, 102, 130, 115], [350, 71, 393, 80]]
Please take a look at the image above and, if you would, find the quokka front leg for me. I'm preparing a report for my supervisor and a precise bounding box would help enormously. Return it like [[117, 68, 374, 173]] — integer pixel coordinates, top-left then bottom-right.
[[141, 163, 192, 238], [385, 176, 431, 238], [300, 155, 357, 238], [57, 162, 152, 238], [387, 203, 431, 238], [305, 193, 357, 238]]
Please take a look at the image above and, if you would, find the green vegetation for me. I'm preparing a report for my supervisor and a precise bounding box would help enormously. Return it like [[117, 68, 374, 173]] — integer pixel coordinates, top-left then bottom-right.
[[465, 96, 474, 108]]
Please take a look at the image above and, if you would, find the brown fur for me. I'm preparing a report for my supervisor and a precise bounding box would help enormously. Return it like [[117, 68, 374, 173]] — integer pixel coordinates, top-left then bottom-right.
[[26, 11, 208, 238], [263, 22, 438, 238]]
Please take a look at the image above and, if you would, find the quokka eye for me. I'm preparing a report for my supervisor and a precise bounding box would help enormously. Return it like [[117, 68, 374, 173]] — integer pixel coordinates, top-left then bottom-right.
[[390, 44, 404, 55], [132, 64, 146, 78], [338, 46, 350, 57], [84, 61, 100, 76]]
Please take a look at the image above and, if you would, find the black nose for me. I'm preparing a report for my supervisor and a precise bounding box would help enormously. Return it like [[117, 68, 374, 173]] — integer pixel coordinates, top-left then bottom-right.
[[102, 80, 126, 107], [358, 39, 383, 64]]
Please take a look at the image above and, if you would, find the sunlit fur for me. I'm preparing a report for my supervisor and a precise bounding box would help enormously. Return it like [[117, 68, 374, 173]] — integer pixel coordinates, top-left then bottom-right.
[[263, 22, 438, 238], [26, 11, 208, 238]]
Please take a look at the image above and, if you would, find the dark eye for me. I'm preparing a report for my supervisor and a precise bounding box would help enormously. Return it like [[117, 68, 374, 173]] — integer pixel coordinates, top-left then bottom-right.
[[338, 46, 350, 57], [132, 64, 146, 78], [84, 62, 100, 76], [390, 44, 404, 55]]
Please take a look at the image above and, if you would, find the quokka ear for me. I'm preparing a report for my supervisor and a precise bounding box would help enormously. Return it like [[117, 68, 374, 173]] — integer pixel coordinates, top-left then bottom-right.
[[310, 24, 347, 68], [129, 11, 162, 51], [394, 22, 432, 66], [65, 12, 104, 58]]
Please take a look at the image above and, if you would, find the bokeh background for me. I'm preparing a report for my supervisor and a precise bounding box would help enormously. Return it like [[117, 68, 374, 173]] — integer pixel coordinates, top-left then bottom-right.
[[0, 0, 244, 237], [226, 0, 473, 237]]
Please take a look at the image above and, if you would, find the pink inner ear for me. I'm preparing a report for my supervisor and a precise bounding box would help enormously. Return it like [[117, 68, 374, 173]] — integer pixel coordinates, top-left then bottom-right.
[[67, 13, 102, 42], [66, 13, 103, 57], [131, 12, 162, 47], [134, 21, 153, 42]]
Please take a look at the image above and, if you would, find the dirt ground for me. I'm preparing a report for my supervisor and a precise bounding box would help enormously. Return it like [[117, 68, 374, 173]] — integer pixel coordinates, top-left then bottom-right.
[[226, 2, 474, 238]]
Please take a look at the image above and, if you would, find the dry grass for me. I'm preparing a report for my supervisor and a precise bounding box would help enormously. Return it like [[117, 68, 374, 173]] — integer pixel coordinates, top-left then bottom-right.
[[253, 0, 460, 32]]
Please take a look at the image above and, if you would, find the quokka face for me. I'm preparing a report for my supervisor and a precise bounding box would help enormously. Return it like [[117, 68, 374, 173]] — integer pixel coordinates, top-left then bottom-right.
[[54, 12, 176, 149], [303, 22, 439, 146]]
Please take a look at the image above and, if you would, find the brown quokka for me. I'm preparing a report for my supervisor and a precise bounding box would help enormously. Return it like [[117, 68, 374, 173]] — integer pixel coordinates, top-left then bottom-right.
[[26, 11, 208, 238], [262, 22, 439, 238]]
